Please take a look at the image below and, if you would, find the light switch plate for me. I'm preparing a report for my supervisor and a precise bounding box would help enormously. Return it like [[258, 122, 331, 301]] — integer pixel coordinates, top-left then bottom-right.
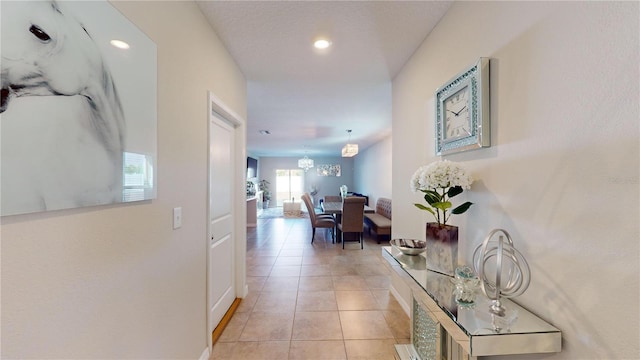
[[173, 207, 182, 229]]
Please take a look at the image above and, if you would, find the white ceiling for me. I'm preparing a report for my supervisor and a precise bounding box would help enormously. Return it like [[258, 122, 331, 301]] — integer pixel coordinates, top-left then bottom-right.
[[196, 1, 452, 157]]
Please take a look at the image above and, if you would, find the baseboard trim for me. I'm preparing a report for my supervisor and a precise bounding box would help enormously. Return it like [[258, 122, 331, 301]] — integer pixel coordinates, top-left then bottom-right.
[[389, 283, 410, 316], [199, 347, 210, 360], [212, 297, 242, 344]]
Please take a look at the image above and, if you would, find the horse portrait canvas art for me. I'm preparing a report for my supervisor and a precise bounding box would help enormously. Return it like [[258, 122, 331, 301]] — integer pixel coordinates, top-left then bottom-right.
[[0, 0, 157, 216]]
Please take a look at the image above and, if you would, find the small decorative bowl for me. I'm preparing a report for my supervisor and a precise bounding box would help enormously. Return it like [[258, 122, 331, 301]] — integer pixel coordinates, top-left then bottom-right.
[[390, 238, 427, 256]]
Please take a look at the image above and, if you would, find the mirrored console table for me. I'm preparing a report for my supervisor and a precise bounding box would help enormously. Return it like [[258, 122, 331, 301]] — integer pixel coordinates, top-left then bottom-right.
[[382, 246, 561, 360]]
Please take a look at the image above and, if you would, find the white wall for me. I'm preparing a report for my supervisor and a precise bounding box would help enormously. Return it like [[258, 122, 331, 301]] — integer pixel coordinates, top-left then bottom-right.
[[257, 141, 391, 210], [393, 2, 638, 359], [258, 156, 355, 207], [354, 134, 392, 206], [0, 2, 246, 358]]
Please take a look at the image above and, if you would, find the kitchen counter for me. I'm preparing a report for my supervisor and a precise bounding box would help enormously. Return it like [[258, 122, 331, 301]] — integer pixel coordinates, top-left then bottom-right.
[[246, 191, 262, 227]]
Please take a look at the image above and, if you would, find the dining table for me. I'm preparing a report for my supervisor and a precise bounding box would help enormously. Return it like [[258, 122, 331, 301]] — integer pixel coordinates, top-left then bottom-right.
[[321, 201, 374, 241]]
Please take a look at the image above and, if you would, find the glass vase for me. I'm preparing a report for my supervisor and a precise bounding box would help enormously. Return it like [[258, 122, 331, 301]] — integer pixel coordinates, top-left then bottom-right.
[[425, 222, 458, 276]]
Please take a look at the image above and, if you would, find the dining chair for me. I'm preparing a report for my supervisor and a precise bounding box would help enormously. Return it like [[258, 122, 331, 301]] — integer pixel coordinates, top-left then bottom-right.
[[304, 193, 336, 219], [338, 196, 366, 249], [302, 193, 336, 243]]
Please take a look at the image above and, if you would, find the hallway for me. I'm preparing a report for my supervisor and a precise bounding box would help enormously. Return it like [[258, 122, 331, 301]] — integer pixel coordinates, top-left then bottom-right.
[[211, 215, 410, 359]]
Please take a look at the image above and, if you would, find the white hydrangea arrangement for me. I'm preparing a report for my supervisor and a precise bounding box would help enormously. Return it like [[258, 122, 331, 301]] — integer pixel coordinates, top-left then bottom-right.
[[410, 160, 474, 226]]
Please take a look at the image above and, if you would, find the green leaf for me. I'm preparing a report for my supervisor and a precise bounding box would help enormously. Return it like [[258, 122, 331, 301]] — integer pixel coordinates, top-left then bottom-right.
[[447, 186, 463, 198], [451, 202, 473, 214], [414, 204, 436, 216], [423, 190, 441, 205], [414, 203, 428, 210], [433, 201, 452, 211]]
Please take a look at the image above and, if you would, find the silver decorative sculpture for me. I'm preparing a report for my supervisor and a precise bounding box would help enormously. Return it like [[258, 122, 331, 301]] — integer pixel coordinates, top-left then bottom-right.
[[473, 229, 531, 320]]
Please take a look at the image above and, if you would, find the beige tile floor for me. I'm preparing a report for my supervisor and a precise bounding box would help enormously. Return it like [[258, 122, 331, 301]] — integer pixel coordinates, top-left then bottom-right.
[[211, 214, 410, 359]]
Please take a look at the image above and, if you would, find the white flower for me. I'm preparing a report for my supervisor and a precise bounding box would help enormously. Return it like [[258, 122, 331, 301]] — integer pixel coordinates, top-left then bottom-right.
[[409, 160, 475, 225], [410, 160, 473, 192]]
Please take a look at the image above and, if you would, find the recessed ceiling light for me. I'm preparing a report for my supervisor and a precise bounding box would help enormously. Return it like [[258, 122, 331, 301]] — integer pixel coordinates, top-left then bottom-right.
[[110, 39, 130, 49], [313, 39, 332, 49]]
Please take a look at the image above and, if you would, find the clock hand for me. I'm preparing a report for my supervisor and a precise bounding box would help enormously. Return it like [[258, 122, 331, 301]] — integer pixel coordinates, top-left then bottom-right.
[[450, 105, 467, 116]]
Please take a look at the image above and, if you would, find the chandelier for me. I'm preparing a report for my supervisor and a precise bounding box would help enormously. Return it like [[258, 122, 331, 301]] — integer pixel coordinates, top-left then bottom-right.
[[298, 155, 314, 172], [341, 130, 359, 157]]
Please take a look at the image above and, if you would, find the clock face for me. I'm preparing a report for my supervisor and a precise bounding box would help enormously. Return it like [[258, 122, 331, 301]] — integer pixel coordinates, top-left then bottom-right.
[[444, 86, 471, 140]]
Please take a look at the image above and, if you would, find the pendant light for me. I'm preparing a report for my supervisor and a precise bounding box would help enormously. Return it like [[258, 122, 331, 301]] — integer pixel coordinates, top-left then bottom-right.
[[298, 154, 314, 172], [341, 130, 359, 157]]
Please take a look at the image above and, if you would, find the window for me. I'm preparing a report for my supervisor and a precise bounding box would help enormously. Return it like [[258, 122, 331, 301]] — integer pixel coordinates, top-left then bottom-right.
[[275, 169, 304, 206]]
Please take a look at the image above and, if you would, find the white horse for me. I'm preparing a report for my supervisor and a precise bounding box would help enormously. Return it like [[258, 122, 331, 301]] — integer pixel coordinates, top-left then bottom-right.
[[1, 1, 126, 214]]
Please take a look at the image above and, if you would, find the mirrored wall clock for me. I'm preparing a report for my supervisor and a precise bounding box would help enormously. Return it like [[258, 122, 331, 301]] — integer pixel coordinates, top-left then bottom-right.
[[435, 57, 490, 155]]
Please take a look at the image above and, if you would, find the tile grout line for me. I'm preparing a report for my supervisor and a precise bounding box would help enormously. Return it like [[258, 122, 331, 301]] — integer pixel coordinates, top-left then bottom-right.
[[216, 217, 405, 359]]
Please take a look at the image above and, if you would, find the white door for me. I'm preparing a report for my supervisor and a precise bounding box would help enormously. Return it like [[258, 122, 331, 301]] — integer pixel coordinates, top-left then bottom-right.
[[208, 111, 235, 340]]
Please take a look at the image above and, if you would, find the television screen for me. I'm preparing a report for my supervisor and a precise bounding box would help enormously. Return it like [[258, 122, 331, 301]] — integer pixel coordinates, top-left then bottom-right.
[[247, 157, 258, 179]]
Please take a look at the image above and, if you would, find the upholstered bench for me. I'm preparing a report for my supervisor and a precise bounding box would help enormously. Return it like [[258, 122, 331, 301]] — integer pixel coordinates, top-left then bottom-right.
[[364, 197, 391, 243]]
